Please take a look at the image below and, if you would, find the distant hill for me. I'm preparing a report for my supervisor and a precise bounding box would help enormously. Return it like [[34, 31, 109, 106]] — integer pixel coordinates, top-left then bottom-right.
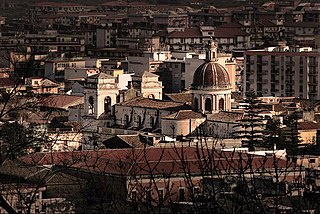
[[0, 0, 274, 20]]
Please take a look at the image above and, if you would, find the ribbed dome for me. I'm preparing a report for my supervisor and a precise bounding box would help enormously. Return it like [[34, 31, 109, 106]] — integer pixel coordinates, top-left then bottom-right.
[[192, 62, 231, 89]]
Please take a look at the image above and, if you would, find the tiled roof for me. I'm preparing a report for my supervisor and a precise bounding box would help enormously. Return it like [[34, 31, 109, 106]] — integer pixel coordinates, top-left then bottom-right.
[[162, 110, 204, 120], [298, 121, 320, 130], [168, 28, 202, 38], [207, 111, 243, 122], [0, 78, 16, 87], [100, 1, 128, 6], [32, 2, 84, 7], [284, 21, 320, 28], [117, 97, 191, 111], [20, 148, 297, 177], [88, 72, 114, 79], [231, 92, 243, 102], [142, 71, 159, 78], [213, 27, 249, 38], [39, 95, 84, 110], [218, 22, 244, 28], [164, 92, 192, 103], [259, 20, 277, 27]]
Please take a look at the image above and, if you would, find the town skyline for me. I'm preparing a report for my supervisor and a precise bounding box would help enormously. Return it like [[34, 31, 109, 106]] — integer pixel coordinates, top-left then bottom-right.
[[0, 0, 320, 213]]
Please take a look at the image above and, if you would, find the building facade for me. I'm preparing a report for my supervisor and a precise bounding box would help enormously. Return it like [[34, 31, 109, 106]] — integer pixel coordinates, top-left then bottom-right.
[[244, 48, 320, 100]]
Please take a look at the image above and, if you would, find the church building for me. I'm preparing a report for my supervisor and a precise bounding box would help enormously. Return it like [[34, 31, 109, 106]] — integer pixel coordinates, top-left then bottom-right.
[[191, 40, 232, 114]]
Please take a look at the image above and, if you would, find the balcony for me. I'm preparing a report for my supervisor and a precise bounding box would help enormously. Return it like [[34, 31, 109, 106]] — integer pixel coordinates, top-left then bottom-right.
[[309, 62, 318, 67], [309, 91, 317, 95], [309, 72, 317, 76], [285, 89, 294, 93], [308, 82, 317, 86], [286, 80, 295, 85], [286, 61, 295, 66]]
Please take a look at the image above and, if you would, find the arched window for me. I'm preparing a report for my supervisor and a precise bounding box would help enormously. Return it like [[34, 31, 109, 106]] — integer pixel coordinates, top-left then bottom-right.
[[150, 116, 155, 128], [219, 98, 224, 111], [194, 97, 199, 112], [124, 114, 129, 126], [116, 95, 120, 103], [148, 94, 155, 99], [104, 96, 112, 113], [137, 115, 142, 127], [88, 96, 94, 114], [205, 98, 212, 112]]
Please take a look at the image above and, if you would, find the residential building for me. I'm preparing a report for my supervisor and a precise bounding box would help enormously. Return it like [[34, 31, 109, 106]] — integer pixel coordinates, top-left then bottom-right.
[[167, 28, 203, 51], [283, 21, 320, 47], [44, 58, 87, 81], [212, 22, 251, 52], [244, 47, 320, 100], [153, 11, 189, 28], [25, 77, 62, 94]]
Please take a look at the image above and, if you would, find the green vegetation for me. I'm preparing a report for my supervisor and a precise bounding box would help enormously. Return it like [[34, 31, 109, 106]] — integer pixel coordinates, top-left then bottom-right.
[[233, 90, 266, 151]]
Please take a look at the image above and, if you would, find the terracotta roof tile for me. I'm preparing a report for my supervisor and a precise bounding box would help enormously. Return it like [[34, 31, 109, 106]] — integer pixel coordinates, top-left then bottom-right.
[[118, 97, 191, 110], [162, 110, 204, 120], [39, 95, 84, 110], [214, 27, 249, 38], [0, 78, 16, 87], [32, 2, 84, 7], [207, 111, 243, 122], [168, 28, 202, 38], [298, 121, 320, 130], [164, 93, 193, 103], [284, 21, 320, 28], [20, 148, 297, 177]]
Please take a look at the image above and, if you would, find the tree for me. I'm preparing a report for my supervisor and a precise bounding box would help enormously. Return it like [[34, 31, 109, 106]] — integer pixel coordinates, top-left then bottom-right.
[[233, 90, 266, 151], [264, 117, 284, 150], [0, 122, 43, 164], [282, 111, 301, 154]]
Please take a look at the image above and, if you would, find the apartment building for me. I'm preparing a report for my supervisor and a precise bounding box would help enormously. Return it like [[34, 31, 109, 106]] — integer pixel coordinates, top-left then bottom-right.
[[244, 47, 320, 100]]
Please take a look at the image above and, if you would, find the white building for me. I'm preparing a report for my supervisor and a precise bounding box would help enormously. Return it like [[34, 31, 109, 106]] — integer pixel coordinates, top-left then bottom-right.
[[244, 47, 320, 100]]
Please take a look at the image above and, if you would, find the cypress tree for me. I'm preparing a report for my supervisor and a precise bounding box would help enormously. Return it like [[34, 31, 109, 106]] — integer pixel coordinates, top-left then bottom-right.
[[264, 117, 284, 150], [233, 90, 266, 151], [282, 111, 301, 154]]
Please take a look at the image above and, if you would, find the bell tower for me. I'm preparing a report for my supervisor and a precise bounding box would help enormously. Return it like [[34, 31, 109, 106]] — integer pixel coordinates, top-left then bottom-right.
[[206, 39, 218, 62], [84, 73, 119, 119]]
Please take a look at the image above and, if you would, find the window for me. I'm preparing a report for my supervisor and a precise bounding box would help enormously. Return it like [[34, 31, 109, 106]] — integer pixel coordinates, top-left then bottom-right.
[[194, 97, 199, 112], [310, 159, 316, 163], [158, 189, 164, 203], [104, 96, 112, 113], [205, 98, 212, 112], [131, 190, 137, 202], [124, 114, 130, 126], [179, 188, 185, 201], [150, 116, 155, 128], [193, 186, 200, 196], [137, 115, 142, 127], [146, 189, 152, 204], [219, 98, 224, 110], [88, 96, 94, 114]]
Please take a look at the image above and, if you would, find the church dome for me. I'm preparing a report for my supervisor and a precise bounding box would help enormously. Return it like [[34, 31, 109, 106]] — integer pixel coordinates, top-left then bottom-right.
[[192, 61, 231, 89]]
